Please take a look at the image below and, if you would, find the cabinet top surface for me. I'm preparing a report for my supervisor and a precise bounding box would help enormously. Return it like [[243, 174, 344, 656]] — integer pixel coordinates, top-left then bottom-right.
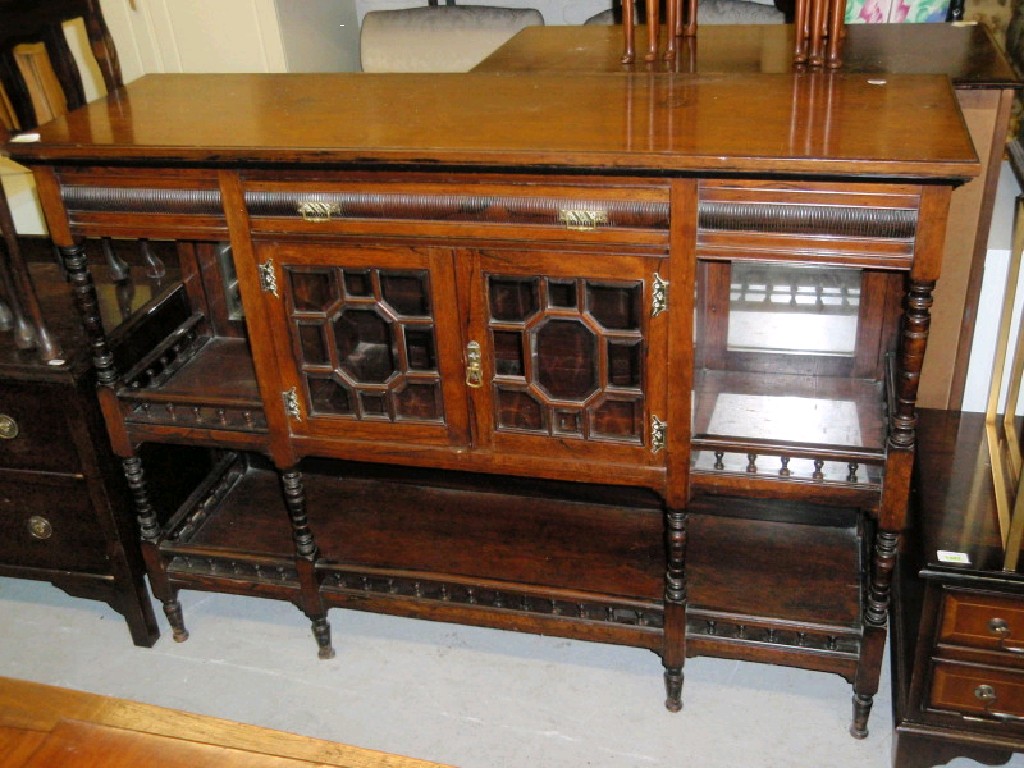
[[7, 72, 977, 180], [477, 23, 1020, 89]]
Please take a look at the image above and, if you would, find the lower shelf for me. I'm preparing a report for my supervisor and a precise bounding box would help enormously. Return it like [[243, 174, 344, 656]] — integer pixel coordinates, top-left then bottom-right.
[[159, 453, 867, 673]]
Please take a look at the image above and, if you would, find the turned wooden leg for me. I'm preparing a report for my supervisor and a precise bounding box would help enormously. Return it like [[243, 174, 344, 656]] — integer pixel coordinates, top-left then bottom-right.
[[825, 0, 846, 68], [793, 0, 810, 62], [59, 242, 117, 385], [644, 0, 660, 63], [123, 455, 188, 642], [664, 0, 679, 59], [280, 468, 335, 660], [162, 595, 190, 643], [851, 528, 899, 738], [621, 0, 636, 63], [0, 186, 58, 357], [663, 506, 687, 712], [682, 0, 698, 37]]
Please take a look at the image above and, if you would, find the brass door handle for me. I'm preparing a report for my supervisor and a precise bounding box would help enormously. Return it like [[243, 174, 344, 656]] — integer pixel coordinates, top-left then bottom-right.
[[465, 341, 483, 388]]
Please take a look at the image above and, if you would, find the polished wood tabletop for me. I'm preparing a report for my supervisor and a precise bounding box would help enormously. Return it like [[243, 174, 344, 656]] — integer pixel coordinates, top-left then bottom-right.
[[475, 23, 1018, 88], [7, 71, 977, 180]]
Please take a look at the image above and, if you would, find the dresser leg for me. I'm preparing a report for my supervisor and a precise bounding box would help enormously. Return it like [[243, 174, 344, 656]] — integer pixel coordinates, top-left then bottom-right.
[[663, 506, 687, 712], [280, 467, 335, 660]]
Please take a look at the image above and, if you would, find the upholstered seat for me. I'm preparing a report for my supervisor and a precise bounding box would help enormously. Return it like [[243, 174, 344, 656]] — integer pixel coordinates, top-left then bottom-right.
[[360, 5, 545, 72]]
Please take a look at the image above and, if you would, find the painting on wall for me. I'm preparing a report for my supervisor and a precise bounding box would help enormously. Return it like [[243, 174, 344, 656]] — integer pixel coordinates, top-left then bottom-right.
[[845, 0, 951, 22]]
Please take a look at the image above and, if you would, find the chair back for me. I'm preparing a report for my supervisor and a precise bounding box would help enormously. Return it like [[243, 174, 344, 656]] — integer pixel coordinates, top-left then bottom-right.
[[360, 5, 544, 73], [0, 0, 122, 132]]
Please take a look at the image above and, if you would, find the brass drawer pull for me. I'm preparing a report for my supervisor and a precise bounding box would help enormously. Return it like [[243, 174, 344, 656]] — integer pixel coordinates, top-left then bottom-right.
[[465, 341, 483, 389], [974, 684, 1024, 722], [296, 200, 342, 222], [27, 516, 52, 540], [988, 618, 1024, 654], [0, 414, 19, 439], [558, 208, 608, 231]]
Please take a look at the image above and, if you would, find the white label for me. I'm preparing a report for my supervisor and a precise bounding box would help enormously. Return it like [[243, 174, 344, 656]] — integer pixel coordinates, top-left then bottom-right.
[[10, 132, 41, 143], [937, 550, 971, 565]]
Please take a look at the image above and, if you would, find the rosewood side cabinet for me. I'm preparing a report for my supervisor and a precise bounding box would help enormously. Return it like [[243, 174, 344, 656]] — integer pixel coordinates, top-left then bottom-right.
[[6, 69, 979, 737]]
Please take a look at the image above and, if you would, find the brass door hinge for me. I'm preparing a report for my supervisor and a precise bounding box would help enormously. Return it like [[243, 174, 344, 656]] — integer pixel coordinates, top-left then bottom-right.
[[652, 273, 669, 317], [651, 415, 666, 453], [282, 387, 302, 421], [259, 259, 279, 297]]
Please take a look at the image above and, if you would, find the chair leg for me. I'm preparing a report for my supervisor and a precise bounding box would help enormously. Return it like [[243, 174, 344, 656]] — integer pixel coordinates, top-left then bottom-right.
[[0, 183, 61, 361]]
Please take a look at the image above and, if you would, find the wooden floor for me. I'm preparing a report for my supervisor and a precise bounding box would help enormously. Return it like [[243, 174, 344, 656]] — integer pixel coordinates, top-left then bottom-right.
[[0, 676, 449, 768]]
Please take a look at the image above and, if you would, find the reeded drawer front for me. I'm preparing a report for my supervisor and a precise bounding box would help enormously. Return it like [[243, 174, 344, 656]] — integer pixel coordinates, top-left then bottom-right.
[[930, 660, 1024, 723], [0, 474, 108, 573], [0, 380, 79, 474], [242, 180, 671, 242], [940, 590, 1024, 659], [696, 179, 922, 269]]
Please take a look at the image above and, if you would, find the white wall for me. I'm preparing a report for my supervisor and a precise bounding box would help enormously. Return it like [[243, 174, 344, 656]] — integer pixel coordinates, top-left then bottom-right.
[[962, 161, 1024, 412]]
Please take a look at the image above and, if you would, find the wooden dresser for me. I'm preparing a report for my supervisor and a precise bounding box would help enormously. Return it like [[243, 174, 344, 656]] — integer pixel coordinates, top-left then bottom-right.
[[6, 69, 978, 737], [0, 251, 179, 647], [893, 409, 1024, 768]]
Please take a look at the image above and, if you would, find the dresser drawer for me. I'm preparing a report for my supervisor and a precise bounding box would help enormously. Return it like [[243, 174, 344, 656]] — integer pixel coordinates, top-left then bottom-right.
[[0, 380, 80, 474], [929, 660, 1024, 723], [0, 474, 109, 572], [940, 590, 1024, 659]]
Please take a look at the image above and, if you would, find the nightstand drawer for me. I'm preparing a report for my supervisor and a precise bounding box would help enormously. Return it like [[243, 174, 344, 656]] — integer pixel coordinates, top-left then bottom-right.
[[940, 590, 1024, 659], [0, 474, 108, 572], [930, 661, 1024, 722], [0, 380, 80, 474]]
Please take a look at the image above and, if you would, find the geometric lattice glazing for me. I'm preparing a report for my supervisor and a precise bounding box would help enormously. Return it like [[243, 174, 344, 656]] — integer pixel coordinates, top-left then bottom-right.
[[487, 275, 645, 443], [287, 267, 443, 422]]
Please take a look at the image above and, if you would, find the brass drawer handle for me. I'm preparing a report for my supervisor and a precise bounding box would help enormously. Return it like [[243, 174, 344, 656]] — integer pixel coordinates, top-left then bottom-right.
[[974, 684, 1024, 722], [27, 515, 52, 540], [0, 414, 19, 439], [558, 208, 608, 231], [465, 341, 483, 389], [296, 200, 342, 222], [988, 618, 1024, 654]]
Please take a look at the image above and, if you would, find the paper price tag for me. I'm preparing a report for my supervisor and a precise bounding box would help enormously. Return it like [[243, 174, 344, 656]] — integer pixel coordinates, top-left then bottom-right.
[[937, 550, 971, 565]]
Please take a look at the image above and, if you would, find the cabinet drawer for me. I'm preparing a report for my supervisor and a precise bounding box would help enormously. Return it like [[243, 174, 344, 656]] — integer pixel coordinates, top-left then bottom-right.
[[697, 179, 922, 269], [930, 660, 1024, 723], [0, 380, 80, 473], [243, 180, 671, 243], [0, 474, 109, 572], [940, 590, 1024, 659]]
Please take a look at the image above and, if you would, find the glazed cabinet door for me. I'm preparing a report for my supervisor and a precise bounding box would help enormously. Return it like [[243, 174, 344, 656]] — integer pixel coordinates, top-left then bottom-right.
[[252, 240, 468, 447], [461, 248, 668, 472]]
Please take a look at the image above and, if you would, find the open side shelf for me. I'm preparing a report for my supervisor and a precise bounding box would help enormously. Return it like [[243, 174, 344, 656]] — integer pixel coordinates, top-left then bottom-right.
[[691, 368, 886, 498]]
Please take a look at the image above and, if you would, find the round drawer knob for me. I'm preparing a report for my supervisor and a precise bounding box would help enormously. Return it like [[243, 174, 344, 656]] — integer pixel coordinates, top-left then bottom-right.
[[27, 516, 52, 540], [0, 414, 19, 440], [975, 684, 998, 705]]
